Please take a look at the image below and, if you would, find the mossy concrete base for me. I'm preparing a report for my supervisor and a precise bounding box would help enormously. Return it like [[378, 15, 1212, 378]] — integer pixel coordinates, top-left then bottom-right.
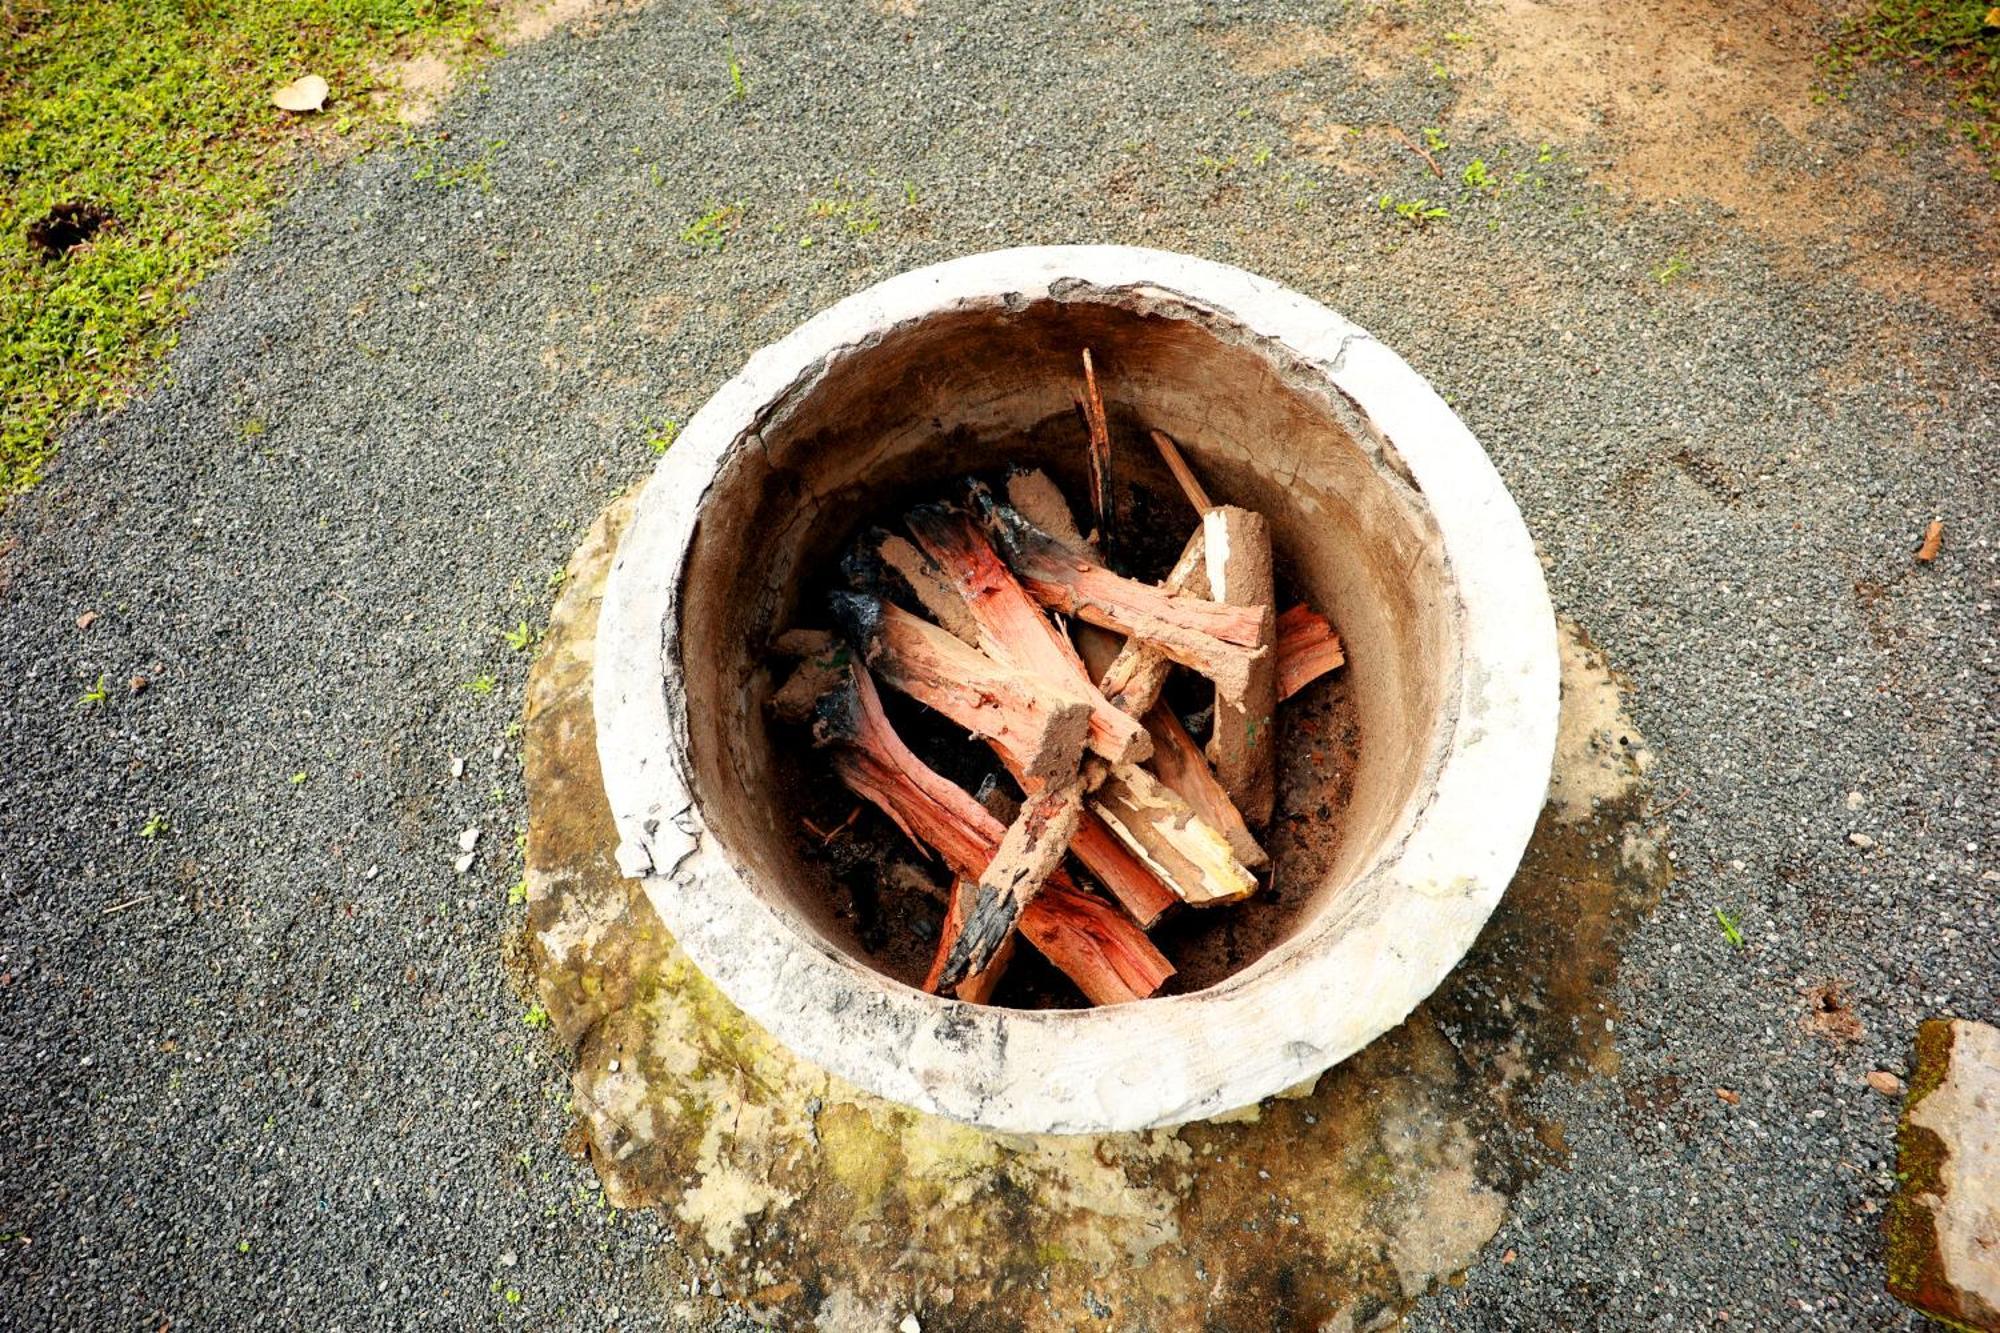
[[521, 494, 1669, 1331], [1886, 1018, 2000, 1332]]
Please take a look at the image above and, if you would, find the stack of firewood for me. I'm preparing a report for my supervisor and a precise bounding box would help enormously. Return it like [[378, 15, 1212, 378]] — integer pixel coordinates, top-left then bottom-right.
[[770, 353, 1346, 1007]]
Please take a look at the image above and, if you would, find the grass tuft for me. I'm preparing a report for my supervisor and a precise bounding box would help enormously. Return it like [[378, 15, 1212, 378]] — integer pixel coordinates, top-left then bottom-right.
[[0, 0, 492, 495]]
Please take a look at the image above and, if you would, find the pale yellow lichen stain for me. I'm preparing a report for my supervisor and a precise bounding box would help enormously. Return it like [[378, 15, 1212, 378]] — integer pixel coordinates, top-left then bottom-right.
[[523, 495, 1669, 1330]]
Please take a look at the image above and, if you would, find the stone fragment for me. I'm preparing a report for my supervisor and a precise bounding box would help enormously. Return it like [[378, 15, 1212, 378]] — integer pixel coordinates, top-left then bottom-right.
[[1849, 832, 1877, 849], [457, 826, 480, 853], [76, 610, 98, 630], [1868, 1070, 1905, 1097], [1886, 1018, 2000, 1331]]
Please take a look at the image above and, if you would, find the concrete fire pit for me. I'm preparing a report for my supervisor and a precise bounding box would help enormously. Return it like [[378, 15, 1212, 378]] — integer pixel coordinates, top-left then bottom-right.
[[594, 245, 1557, 1134]]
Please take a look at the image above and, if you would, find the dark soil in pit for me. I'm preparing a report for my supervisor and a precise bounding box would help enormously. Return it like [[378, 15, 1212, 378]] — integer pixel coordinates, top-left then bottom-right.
[[769, 458, 1362, 1009]]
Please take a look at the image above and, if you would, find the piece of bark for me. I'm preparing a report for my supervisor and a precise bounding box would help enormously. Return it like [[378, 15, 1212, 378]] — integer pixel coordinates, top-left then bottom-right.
[[770, 641, 853, 724], [1006, 467, 1093, 554], [1275, 603, 1347, 701], [773, 627, 834, 656], [1142, 705, 1268, 870], [905, 501, 1151, 766], [1080, 349, 1113, 543], [924, 879, 1015, 1004], [1916, 518, 1944, 563], [1149, 428, 1214, 514], [1092, 763, 1258, 906], [814, 665, 1171, 1003], [830, 591, 1091, 783], [935, 781, 1086, 989], [1202, 505, 1279, 827], [973, 773, 1020, 823], [978, 494, 1266, 700], [847, 528, 983, 647]]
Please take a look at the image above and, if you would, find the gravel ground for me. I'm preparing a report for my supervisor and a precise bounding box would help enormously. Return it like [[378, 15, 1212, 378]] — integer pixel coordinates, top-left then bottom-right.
[[1, 2, 1993, 1328]]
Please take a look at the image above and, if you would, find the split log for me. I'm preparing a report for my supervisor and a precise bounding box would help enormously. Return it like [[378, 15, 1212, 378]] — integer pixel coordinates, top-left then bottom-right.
[[1276, 604, 1346, 701], [977, 492, 1266, 701], [830, 591, 1091, 783], [1202, 505, 1279, 827], [810, 663, 1171, 1004], [1067, 811, 1179, 928], [1092, 763, 1258, 906], [924, 879, 1015, 1004], [905, 501, 1151, 767], [845, 528, 983, 647], [935, 780, 1086, 989], [1142, 705, 1268, 870]]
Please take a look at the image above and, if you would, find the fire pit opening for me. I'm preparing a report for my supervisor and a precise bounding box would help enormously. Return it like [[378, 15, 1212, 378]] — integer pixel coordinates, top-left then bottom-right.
[[598, 247, 1554, 1132], [676, 291, 1456, 1004]]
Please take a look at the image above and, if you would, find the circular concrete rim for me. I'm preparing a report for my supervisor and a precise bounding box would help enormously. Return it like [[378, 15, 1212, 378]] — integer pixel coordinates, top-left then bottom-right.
[[595, 245, 1558, 1135]]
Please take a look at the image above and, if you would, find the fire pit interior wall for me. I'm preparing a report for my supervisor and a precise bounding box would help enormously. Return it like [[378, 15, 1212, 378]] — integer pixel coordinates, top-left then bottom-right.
[[679, 293, 1458, 987]]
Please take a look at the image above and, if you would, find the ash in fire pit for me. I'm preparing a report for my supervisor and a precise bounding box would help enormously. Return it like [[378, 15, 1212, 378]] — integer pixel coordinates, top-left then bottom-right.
[[767, 375, 1356, 1010]]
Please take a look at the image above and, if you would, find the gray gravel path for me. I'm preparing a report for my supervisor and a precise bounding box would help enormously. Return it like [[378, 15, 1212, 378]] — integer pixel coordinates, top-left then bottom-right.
[[2, 2, 1994, 1328]]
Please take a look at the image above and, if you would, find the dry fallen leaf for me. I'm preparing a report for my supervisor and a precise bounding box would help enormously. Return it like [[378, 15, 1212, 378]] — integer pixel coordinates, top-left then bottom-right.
[[1716, 1087, 1740, 1105], [271, 75, 329, 113], [1916, 518, 1943, 563], [75, 610, 98, 630]]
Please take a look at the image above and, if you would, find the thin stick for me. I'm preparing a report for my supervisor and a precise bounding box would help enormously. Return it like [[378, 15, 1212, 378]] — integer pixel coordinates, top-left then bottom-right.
[[1389, 125, 1443, 179], [1148, 429, 1213, 514], [101, 894, 153, 916], [1081, 349, 1114, 543]]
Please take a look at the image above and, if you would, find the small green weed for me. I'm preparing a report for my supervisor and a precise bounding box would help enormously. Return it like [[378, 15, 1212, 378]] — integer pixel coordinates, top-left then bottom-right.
[[508, 876, 529, 906], [806, 181, 882, 235], [463, 674, 497, 697], [1461, 157, 1493, 190], [1655, 253, 1691, 284], [523, 1003, 551, 1030], [1422, 126, 1450, 153], [725, 42, 747, 102], [502, 620, 535, 652], [645, 418, 681, 454], [289, 771, 307, 785], [1714, 906, 1745, 949], [1378, 193, 1450, 226], [78, 674, 108, 707], [139, 812, 169, 839], [681, 203, 743, 253]]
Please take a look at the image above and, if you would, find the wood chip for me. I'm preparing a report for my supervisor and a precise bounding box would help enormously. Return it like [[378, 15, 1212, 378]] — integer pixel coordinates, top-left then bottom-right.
[[1916, 518, 1944, 563]]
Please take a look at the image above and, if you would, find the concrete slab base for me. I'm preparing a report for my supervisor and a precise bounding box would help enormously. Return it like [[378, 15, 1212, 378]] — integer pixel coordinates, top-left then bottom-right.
[[519, 494, 1670, 1332]]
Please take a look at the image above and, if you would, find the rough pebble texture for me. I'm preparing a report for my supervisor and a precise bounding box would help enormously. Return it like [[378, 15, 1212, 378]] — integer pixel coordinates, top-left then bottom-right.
[[0, 1, 1993, 1329]]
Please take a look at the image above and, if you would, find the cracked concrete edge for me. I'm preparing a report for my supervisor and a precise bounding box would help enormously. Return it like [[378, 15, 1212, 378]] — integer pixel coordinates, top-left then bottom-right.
[[592, 245, 1560, 1135]]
